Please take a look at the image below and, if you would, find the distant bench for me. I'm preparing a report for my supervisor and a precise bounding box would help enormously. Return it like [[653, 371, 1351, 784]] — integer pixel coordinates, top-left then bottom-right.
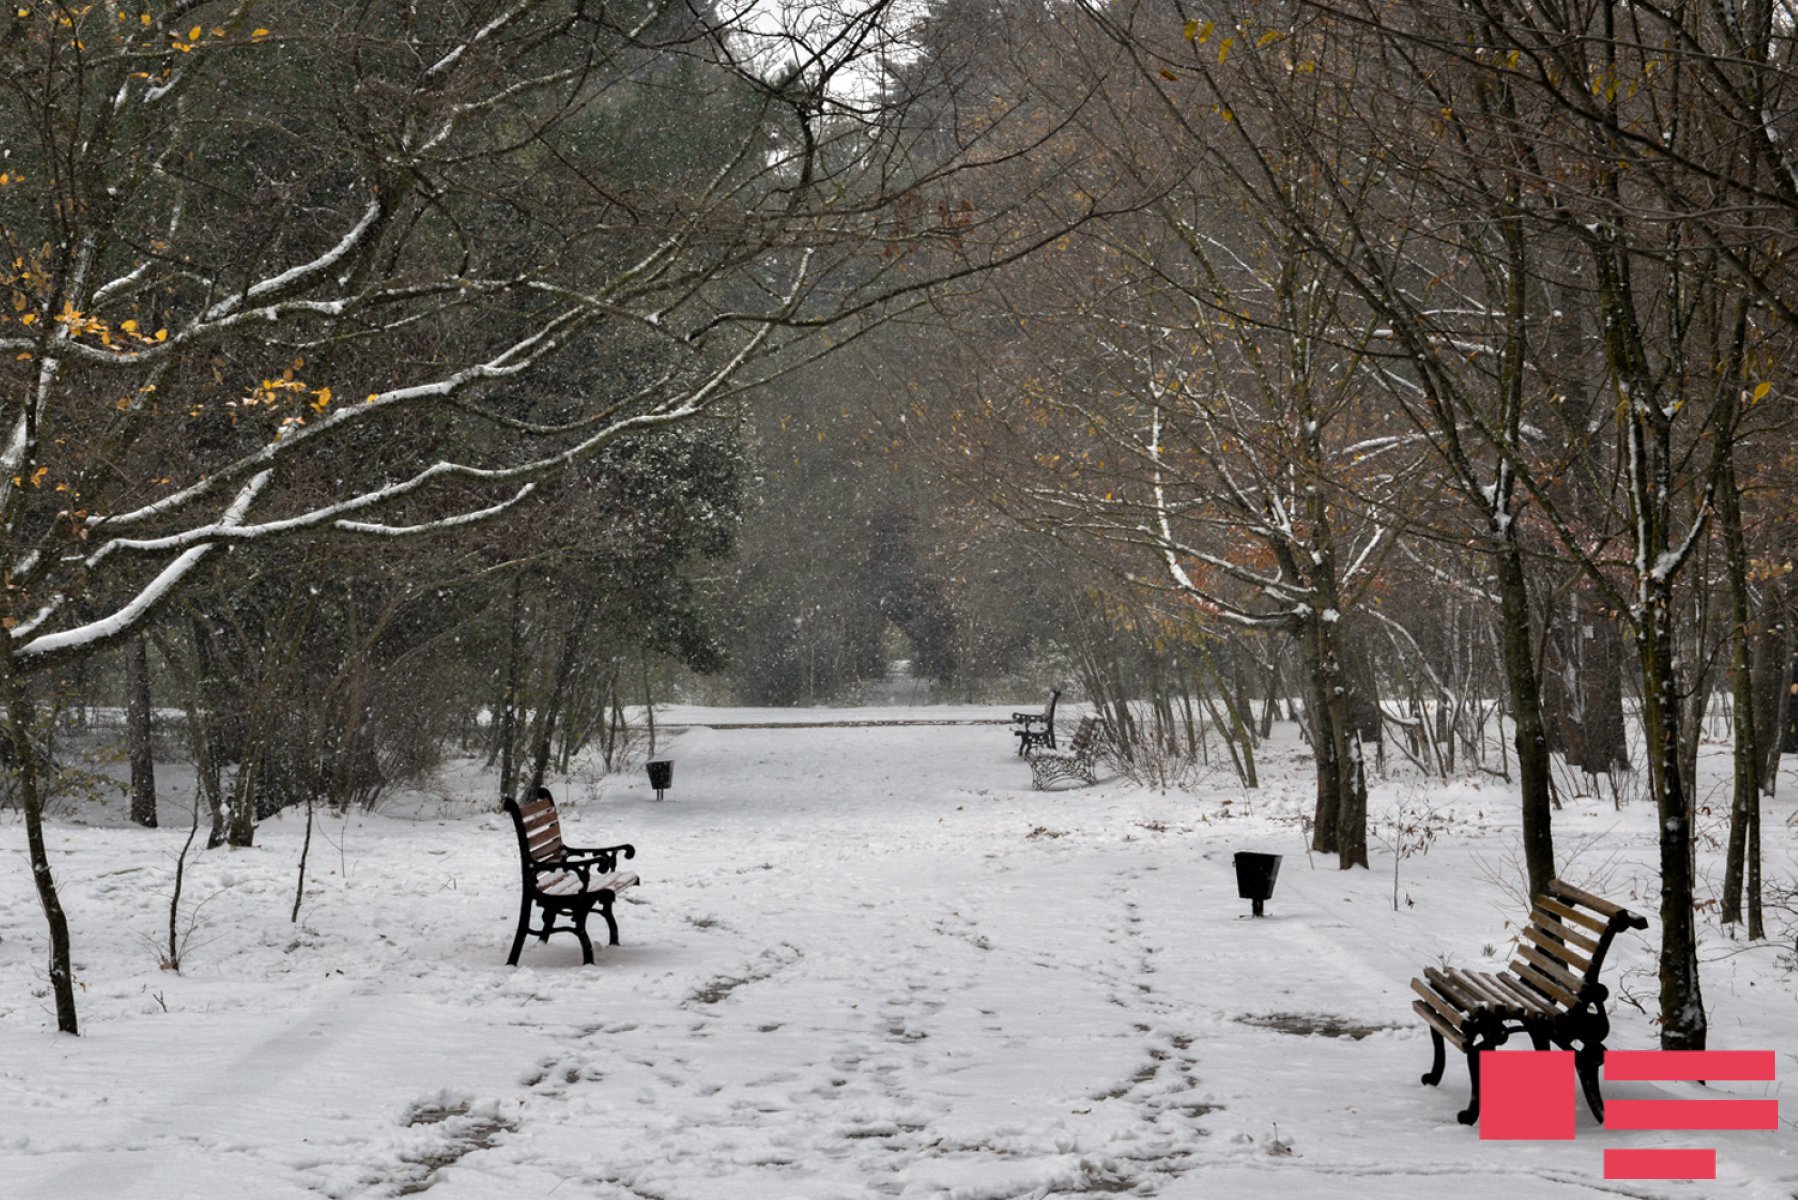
[[1410, 878, 1647, 1124], [503, 787, 638, 966], [1027, 715, 1105, 789], [1012, 688, 1060, 756]]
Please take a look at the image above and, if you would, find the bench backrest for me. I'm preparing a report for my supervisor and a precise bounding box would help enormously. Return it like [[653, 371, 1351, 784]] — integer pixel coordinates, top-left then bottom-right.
[[1067, 715, 1100, 752], [1506, 879, 1647, 1011], [1042, 689, 1061, 723], [506, 794, 565, 869]]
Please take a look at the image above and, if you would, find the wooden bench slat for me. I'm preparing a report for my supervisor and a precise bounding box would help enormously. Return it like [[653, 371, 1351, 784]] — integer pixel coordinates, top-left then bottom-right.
[[1424, 966, 1499, 1013], [1535, 894, 1609, 936], [1478, 969, 1559, 1017], [1411, 978, 1471, 1026], [1413, 999, 1467, 1049], [538, 869, 639, 897], [1521, 923, 1594, 968], [1442, 967, 1534, 1018], [1516, 941, 1589, 993], [1419, 966, 1472, 1008], [1525, 910, 1601, 954], [1548, 879, 1642, 924], [1508, 957, 1580, 1009]]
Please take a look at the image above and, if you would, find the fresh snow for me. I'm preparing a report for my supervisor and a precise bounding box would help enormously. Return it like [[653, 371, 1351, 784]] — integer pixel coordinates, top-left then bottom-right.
[[2, 712, 1793, 1198]]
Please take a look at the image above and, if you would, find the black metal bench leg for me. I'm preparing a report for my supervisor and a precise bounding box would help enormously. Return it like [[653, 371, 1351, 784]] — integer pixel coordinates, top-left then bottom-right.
[[600, 900, 621, 946], [507, 896, 534, 966], [1576, 1046, 1606, 1124], [1422, 1029, 1446, 1086], [1457, 1047, 1482, 1125], [573, 907, 595, 965]]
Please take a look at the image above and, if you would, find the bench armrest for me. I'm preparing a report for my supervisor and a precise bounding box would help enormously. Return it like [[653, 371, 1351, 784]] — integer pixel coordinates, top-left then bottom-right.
[[561, 843, 635, 872]]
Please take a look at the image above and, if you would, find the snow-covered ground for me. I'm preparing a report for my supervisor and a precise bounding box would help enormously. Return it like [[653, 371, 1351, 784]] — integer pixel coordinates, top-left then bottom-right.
[[2, 712, 1793, 1198]]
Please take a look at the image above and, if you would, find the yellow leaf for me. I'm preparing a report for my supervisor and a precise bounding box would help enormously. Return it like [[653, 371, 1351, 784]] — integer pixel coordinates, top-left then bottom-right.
[[154, 327, 167, 341], [1159, 67, 1179, 81], [141, 12, 151, 25], [188, 24, 200, 40], [30, 466, 48, 487], [1183, 19, 1198, 41], [120, 318, 137, 332], [1752, 381, 1772, 400], [1257, 30, 1282, 48], [1195, 19, 1213, 44], [252, 27, 270, 39]]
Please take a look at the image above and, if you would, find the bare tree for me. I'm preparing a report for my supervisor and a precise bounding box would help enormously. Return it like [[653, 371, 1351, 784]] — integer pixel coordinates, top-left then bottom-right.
[[0, 0, 1100, 1034]]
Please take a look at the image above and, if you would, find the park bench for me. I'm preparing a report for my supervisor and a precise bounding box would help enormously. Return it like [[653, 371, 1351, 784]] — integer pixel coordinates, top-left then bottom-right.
[[1013, 688, 1061, 756], [1027, 714, 1106, 789], [503, 787, 639, 966], [1410, 878, 1648, 1125]]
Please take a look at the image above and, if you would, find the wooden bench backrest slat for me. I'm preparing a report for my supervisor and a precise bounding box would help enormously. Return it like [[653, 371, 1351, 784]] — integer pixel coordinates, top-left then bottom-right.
[[1517, 942, 1589, 991], [519, 799, 563, 862], [1535, 894, 1609, 936], [1526, 910, 1601, 955], [1547, 879, 1638, 922], [1509, 955, 1581, 1008], [1520, 925, 1594, 975]]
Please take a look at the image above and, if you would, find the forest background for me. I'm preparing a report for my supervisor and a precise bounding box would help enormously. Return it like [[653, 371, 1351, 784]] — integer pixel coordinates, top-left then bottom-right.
[[4, 0, 1798, 1058]]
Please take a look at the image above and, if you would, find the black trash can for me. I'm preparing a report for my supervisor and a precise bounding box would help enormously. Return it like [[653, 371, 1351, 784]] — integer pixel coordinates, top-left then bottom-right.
[[1233, 851, 1282, 917], [646, 759, 673, 801]]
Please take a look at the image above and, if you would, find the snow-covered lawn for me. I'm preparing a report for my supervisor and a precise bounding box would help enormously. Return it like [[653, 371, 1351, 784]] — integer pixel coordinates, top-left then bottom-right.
[[2, 714, 1792, 1198]]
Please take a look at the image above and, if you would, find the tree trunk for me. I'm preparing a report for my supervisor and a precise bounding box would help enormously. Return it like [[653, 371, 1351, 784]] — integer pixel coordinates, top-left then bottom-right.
[[1639, 593, 1707, 1050], [125, 636, 158, 829], [5, 671, 78, 1034], [498, 572, 525, 802], [527, 592, 597, 802], [1494, 539, 1555, 896], [1719, 451, 1760, 930], [189, 616, 228, 847], [1299, 627, 1341, 854]]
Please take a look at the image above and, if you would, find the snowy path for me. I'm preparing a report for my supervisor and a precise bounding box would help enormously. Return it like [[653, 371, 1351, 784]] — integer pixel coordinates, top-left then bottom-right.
[[2, 720, 1791, 1198]]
